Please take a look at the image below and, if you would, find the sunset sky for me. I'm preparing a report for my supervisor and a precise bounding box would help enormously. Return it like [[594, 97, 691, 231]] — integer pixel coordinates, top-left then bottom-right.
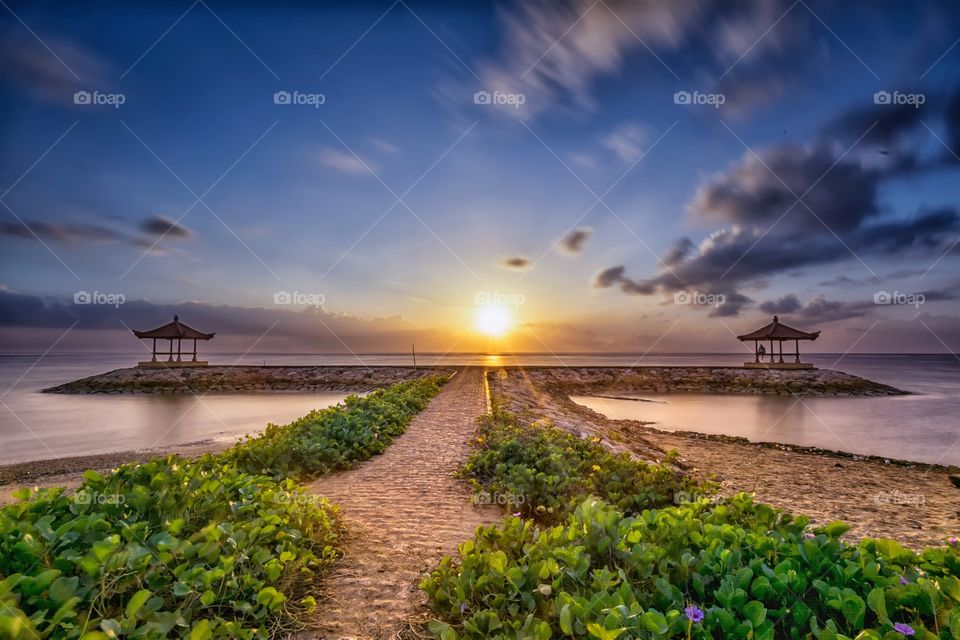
[[2, 0, 960, 354]]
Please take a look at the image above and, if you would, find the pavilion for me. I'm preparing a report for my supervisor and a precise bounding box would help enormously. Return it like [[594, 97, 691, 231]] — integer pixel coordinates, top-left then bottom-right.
[[132, 315, 215, 368], [737, 315, 820, 369]]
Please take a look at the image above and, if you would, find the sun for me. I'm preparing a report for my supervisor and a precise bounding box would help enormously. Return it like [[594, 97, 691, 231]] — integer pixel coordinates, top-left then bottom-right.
[[474, 304, 514, 337]]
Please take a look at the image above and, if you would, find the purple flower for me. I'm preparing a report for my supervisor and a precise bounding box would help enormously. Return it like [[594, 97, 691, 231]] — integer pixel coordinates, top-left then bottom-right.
[[949, 536, 958, 546], [893, 623, 915, 636], [512, 512, 522, 517], [685, 606, 704, 623], [804, 532, 816, 539], [460, 602, 467, 614], [899, 576, 909, 585]]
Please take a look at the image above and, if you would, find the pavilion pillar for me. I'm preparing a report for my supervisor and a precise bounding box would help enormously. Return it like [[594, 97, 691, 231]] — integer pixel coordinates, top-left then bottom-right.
[[177, 338, 182, 362], [778, 341, 784, 363], [192, 338, 198, 362], [769, 339, 773, 363], [795, 339, 800, 364], [168, 338, 174, 361], [754, 341, 759, 362], [151, 338, 157, 362]]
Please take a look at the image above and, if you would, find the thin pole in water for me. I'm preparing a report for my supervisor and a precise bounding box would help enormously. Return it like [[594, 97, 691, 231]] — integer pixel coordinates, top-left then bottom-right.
[[412, 344, 417, 370]]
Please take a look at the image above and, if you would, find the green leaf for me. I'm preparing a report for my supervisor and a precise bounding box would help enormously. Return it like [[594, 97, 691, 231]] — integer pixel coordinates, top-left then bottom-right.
[[819, 521, 852, 538], [200, 590, 216, 607], [586, 623, 623, 640], [126, 589, 152, 618], [559, 603, 573, 635], [188, 619, 212, 640], [866, 587, 887, 623], [743, 601, 766, 627], [840, 594, 865, 628]]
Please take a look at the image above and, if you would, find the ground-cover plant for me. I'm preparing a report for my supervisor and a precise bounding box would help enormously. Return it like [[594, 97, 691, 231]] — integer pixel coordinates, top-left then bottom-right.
[[227, 375, 446, 478], [460, 410, 704, 521], [0, 455, 339, 639], [1, 375, 446, 638], [422, 495, 960, 639]]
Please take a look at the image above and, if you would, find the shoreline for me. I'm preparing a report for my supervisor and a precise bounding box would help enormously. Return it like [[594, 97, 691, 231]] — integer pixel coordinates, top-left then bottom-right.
[[488, 368, 960, 548]]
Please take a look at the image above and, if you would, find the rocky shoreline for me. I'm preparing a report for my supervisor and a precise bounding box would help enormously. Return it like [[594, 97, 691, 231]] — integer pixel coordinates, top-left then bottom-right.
[[43, 365, 453, 394], [505, 366, 906, 396]]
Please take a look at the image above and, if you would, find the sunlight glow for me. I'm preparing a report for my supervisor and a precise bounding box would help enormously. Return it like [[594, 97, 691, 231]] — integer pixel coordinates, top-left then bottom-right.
[[473, 304, 513, 337]]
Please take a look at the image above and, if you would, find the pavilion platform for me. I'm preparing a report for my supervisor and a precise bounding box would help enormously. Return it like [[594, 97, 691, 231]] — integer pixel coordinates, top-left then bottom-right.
[[743, 361, 815, 370], [137, 360, 209, 369]]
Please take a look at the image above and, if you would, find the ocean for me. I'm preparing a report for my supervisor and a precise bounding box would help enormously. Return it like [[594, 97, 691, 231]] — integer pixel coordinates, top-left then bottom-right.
[[0, 352, 957, 466]]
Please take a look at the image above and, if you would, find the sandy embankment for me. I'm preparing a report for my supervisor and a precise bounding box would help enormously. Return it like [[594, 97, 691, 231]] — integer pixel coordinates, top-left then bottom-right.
[[490, 367, 959, 549], [43, 365, 452, 394]]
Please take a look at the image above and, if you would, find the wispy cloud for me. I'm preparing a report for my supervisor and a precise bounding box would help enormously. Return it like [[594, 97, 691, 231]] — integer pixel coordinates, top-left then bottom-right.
[[316, 148, 373, 174]]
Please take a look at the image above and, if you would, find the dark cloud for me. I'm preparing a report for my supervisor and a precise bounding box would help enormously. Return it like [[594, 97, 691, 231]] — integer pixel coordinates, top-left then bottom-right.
[[141, 215, 193, 239], [759, 294, 802, 315], [592, 265, 654, 294], [662, 237, 694, 266], [559, 227, 592, 255], [0, 220, 127, 244], [499, 256, 532, 271], [691, 145, 882, 233], [2, 215, 195, 248], [709, 290, 753, 317], [595, 207, 960, 315]]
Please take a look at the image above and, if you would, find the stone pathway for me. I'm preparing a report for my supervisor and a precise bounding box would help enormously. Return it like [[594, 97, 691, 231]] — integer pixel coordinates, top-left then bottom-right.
[[304, 368, 499, 639]]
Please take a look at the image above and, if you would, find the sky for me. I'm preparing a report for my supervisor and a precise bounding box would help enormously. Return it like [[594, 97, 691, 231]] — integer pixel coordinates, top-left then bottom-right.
[[1, 0, 959, 354]]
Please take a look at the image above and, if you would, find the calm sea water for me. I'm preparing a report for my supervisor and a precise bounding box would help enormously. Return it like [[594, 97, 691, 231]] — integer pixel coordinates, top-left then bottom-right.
[[0, 352, 957, 465]]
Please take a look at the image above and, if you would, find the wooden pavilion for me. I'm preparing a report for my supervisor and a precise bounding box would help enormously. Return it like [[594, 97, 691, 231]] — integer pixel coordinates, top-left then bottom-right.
[[132, 315, 215, 368], [737, 315, 820, 369]]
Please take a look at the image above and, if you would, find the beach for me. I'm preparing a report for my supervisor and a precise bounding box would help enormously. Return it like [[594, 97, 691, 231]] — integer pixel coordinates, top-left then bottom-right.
[[2, 360, 957, 549]]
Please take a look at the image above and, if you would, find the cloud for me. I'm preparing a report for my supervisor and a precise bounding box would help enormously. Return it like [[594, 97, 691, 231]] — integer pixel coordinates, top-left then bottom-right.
[[758, 294, 802, 315], [478, 0, 708, 119], [601, 123, 647, 162], [369, 138, 399, 154], [141, 214, 193, 239], [2, 215, 196, 249], [0, 28, 112, 103], [662, 237, 694, 266], [690, 144, 882, 233], [558, 226, 592, 254], [0, 220, 127, 244], [317, 148, 372, 175], [499, 256, 533, 271], [593, 207, 960, 315]]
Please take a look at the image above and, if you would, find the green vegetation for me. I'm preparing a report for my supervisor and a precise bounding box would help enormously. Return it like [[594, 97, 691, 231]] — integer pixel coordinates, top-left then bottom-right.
[[1, 375, 446, 639], [228, 376, 446, 478], [459, 411, 703, 521], [424, 408, 960, 639]]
